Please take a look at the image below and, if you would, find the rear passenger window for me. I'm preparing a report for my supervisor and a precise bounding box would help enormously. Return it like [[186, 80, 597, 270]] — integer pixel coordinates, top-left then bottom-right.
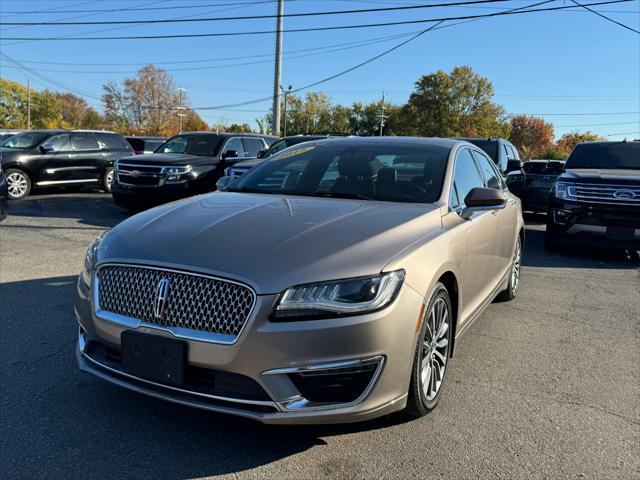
[[241, 138, 264, 157], [71, 133, 100, 151], [472, 150, 502, 189], [451, 148, 485, 208], [95, 133, 130, 150]]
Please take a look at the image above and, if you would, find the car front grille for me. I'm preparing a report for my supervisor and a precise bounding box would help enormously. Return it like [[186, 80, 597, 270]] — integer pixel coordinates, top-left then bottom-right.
[[96, 265, 255, 338], [568, 183, 640, 206], [116, 163, 164, 187]]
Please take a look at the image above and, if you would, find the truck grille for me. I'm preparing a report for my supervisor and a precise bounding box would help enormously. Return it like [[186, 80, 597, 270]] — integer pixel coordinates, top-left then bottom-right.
[[96, 265, 255, 338], [116, 163, 164, 187], [568, 183, 640, 206]]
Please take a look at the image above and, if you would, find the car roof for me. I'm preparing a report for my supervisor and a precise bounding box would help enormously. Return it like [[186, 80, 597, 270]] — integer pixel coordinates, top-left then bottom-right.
[[125, 136, 166, 140], [178, 131, 270, 138], [307, 136, 465, 149]]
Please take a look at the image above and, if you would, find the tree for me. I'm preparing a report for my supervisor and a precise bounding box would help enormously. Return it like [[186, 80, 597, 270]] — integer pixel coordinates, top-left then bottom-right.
[[349, 101, 401, 136], [102, 65, 184, 136], [180, 109, 208, 132], [540, 146, 567, 160], [0, 79, 64, 129], [555, 131, 602, 156], [509, 115, 554, 160], [226, 123, 253, 133], [54, 92, 103, 129], [396, 66, 510, 138]]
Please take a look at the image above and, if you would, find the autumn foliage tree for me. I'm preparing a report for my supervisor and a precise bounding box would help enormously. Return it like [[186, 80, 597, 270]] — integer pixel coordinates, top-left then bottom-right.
[[509, 115, 555, 160], [556, 131, 602, 156]]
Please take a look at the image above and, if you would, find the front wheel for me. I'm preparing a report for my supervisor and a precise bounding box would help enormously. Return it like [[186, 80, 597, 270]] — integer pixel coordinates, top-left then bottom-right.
[[6, 168, 31, 199], [102, 167, 114, 193], [496, 236, 522, 302], [405, 282, 452, 417]]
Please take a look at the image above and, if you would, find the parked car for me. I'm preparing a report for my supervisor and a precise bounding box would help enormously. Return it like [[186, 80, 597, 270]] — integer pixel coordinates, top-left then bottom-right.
[[0, 129, 23, 144], [505, 159, 565, 213], [224, 135, 332, 179], [0, 130, 134, 199], [76, 137, 524, 424], [546, 141, 639, 251], [111, 132, 273, 210], [460, 137, 522, 174], [125, 136, 166, 155], [0, 164, 7, 221]]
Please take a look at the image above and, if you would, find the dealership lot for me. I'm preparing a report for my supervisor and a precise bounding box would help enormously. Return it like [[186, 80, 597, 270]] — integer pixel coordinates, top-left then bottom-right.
[[1, 192, 638, 479]]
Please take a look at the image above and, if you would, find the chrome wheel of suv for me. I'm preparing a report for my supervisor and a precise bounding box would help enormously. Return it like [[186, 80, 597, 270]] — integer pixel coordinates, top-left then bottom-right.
[[102, 167, 114, 193], [6, 169, 31, 199]]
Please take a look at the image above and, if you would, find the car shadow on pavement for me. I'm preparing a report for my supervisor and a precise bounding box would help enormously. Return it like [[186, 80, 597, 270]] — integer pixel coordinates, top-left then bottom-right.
[[0, 275, 410, 479], [5, 192, 130, 228], [522, 228, 639, 269]]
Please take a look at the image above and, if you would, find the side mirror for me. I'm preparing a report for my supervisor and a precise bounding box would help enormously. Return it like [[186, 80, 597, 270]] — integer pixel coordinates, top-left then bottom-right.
[[215, 175, 235, 191], [256, 149, 268, 159], [39, 144, 54, 154], [221, 150, 238, 160], [460, 187, 507, 219], [506, 159, 522, 173]]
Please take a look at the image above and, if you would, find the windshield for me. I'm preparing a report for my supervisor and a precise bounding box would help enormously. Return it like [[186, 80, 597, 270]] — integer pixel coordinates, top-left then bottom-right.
[[1, 131, 51, 149], [464, 139, 499, 162], [229, 141, 449, 204], [155, 134, 222, 156], [565, 142, 640, 170]]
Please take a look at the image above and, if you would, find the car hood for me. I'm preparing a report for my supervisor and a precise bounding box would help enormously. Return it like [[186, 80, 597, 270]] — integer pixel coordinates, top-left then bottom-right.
[[98, 192, 443, 294], [232, 158, 265, 169], [117, 153, 215, 166], [561, 169, 640, 185]]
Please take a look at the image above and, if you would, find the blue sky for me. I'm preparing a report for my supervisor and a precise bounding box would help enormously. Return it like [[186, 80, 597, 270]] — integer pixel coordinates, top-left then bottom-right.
[[1, 0, 638, 140]]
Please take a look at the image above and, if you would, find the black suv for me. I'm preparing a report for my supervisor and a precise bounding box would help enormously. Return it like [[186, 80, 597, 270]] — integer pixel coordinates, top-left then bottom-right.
[[546, 141, 639, 251], [111, 132, 273, 210], [506, 159, 565, 213], [460, 137, 522, 174], [125, 136, 166, 155], [225, 135, 330, 179], [0, 130, 133, 199]]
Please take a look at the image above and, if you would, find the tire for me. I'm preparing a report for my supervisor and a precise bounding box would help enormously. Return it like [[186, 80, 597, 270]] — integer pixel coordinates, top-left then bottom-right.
[[405, 282, 453, 417], [102, 167, 114, 193], [495, 236, 522, 302], [5, 168, 31, 199]]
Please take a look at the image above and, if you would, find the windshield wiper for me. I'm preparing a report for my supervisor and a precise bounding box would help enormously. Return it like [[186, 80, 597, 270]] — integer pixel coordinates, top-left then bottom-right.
[[226, 186, 275, 195], [312, 191, 375, 201]]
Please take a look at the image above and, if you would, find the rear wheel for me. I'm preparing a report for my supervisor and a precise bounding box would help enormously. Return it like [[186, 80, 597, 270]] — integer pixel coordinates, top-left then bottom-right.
[[405, 282, 452, 417], [6, 168, 31, 199], [496, 237, 522, 302], [102, 167, 114, 193]]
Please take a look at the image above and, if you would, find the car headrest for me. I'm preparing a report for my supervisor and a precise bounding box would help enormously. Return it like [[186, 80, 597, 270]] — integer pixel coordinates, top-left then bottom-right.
[[337, 156, 383, 179], [422, 160, 440, 181], [377, 167, 397, 184]]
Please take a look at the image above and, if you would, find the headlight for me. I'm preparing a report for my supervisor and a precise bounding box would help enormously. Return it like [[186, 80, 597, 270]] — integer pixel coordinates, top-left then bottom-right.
[[273, 270, 405, 320], [81, 231, 109, 287], [165, 165, 191, 183], [554, 181, 575, 200]]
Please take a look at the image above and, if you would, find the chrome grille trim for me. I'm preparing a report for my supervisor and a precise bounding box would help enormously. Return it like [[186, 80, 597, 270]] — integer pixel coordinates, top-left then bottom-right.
[[568, 183, 640, 206], [93, 264, 257, 344]]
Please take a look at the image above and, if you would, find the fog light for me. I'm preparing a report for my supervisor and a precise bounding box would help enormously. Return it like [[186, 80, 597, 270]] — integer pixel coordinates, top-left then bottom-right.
[[553, 208, 572, 225]]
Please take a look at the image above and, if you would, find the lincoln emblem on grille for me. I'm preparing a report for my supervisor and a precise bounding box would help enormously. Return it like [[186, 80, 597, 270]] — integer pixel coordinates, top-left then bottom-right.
[[154, 278, 171, 320]]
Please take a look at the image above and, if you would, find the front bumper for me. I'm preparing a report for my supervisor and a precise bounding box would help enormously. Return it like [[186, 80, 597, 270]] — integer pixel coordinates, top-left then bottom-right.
[[547, 199, 640, 249], [74, 273, 421, 424], [111, 180, 196, 209]]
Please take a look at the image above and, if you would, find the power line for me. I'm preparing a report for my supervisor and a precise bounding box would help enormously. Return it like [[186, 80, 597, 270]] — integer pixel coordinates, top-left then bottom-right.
[[0, 0, 539, 25], [1, 0, 633, 40], [512, 111, 640, 115], [569, 0, 640, 33]]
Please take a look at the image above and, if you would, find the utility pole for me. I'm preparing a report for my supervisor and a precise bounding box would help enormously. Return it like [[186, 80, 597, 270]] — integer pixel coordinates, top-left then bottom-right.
[[177, 87, 186, 132], [281, 84, 292, 137], [377, 92, 388, 136], [27, 78, 31, 130], [271, 0, 284, 136]]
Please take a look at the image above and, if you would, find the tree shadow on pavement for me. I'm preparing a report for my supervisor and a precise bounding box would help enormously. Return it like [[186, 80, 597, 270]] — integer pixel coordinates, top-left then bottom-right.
[[0, 275, 409, 479]]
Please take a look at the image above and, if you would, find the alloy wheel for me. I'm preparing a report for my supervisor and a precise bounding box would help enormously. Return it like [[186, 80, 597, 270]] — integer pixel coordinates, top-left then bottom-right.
[[420, 297, 450, 401], [105, 169, 114, 189], [7, 171, 28, 198]]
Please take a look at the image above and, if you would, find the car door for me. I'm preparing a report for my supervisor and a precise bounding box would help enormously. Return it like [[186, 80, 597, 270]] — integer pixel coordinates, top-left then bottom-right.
[[37, 133, 74, 184], [448, 147, 502, 323], [70, 132, 103, 181], [472, 149, 516, 277], [241, 137, 265, 159]]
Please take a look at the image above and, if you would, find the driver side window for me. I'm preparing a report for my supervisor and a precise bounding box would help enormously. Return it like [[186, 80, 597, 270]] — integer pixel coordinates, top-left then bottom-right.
[[222, 137, 246, 158], [44, 134, 71, 152], [450, 148, 485, 209]]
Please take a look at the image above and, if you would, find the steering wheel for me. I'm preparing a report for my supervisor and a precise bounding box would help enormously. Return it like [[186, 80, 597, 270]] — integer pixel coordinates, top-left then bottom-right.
[[381, 182, 426, 198]]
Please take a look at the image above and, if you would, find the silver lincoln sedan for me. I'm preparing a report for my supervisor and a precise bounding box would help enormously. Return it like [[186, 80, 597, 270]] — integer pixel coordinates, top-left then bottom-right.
[[75, 137, 524, 424]]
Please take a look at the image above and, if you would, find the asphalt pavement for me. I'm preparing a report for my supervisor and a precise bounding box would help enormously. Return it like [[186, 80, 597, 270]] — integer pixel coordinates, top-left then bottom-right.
[[1, 190, 638, 479]]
